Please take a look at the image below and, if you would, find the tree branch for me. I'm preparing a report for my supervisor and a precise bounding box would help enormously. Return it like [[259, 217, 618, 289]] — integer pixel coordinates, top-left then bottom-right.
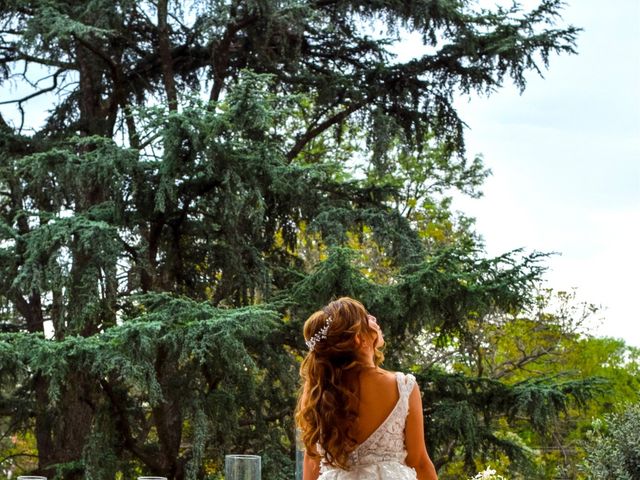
[[99, 378, 163, 472], [209, 14, 258, 102], [71, 35, 117, 74], [157, 0, 177, 111], [286, 100, 367, 162], [0, 49, 75, 69], [0, 68, 64, 107]]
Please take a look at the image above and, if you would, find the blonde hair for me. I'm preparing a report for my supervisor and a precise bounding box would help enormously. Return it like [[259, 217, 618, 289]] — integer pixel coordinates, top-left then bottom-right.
[[295, 297, 384, 469]]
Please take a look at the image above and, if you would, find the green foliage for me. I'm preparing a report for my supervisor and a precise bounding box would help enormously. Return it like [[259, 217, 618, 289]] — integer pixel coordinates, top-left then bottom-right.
[[581, 403, 640, 480], [416, 367, 601, 475], [419, 290, 640, 479], [0, 0, 587, 478], [0, 295, 295, 479]]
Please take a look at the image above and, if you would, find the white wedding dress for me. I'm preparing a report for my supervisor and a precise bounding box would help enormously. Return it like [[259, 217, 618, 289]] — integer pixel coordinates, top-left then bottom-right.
[[318, 372, 418, 480]]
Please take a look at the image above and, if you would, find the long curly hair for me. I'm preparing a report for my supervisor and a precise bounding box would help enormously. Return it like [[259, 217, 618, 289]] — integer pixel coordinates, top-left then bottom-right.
[[295, 297, 384, 469]]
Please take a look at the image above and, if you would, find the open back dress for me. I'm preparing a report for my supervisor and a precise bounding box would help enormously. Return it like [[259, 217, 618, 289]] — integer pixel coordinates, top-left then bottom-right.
[[318, 372, 418, 480]]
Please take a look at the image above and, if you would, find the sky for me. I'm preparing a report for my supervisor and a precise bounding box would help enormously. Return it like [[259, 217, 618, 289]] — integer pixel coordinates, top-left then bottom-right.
[[449, 0, 640, 346], [1, 0, 638, 346]]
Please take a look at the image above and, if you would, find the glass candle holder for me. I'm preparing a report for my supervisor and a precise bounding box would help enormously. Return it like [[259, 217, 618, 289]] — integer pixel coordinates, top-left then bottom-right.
[[225, 454, 261, 480], [295, 427, 304, 480]]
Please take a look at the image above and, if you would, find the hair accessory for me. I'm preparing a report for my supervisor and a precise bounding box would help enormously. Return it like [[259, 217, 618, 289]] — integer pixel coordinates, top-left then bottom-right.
[[305, 315, 333, 351]]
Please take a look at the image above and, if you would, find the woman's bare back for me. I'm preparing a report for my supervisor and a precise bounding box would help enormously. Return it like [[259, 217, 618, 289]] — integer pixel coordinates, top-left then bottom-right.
[[354, 368, 401, 444]]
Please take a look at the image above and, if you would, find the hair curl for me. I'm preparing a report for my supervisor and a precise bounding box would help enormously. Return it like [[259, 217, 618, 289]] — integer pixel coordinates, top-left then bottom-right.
[[295, 297, 384, 469]]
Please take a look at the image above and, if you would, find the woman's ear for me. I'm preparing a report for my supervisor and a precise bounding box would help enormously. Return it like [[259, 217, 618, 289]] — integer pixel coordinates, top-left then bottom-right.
[[354, 334, 362, 348]]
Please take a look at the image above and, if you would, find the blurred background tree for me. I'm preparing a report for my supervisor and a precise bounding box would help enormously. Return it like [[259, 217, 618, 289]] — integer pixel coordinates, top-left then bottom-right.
[[1, 1, 632, 479]]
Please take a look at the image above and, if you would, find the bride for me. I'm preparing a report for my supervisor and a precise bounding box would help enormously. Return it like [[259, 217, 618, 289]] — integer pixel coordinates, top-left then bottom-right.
[[295, 297, 438, 480]]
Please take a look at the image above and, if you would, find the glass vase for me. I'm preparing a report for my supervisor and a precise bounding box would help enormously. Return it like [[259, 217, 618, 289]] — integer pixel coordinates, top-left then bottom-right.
[[225, 454, 261, 480]]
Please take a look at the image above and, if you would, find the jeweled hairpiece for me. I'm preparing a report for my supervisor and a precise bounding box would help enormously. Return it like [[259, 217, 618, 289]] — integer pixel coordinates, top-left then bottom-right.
[[305, 315, 333, 351]]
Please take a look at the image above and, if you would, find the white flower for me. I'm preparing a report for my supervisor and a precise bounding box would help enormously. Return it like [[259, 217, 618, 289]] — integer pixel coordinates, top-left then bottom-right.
[[482, 467, 497, 478], [470, 466, 506, 480]]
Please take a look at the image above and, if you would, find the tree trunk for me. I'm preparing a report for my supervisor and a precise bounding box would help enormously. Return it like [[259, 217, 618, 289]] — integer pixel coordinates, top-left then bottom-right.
[[151, 346, 183, 478]]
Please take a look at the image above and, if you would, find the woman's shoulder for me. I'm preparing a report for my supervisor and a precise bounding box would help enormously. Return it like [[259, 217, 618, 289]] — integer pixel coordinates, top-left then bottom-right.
[[395, 370, 417, 383], [377, 369, 417, 395], [374, 368, 415, 381], [360, 368, 415, 388], [359, 367, 394, 387]]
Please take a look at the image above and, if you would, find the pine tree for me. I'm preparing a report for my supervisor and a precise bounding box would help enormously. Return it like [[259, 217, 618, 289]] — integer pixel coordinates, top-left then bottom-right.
[[0, 1, 590, 478]]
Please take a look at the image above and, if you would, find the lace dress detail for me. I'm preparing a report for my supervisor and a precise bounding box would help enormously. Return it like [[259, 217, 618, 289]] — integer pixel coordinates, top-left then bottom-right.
[[318, 372, 418, 480]]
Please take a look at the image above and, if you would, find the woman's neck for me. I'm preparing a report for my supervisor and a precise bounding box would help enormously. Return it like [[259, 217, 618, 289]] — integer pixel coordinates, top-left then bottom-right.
[[355, 346, 376, 369]]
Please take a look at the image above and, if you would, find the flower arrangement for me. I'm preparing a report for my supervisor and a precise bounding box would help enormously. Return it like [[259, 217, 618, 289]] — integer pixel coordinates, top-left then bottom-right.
[[470, 467, 507, 480]]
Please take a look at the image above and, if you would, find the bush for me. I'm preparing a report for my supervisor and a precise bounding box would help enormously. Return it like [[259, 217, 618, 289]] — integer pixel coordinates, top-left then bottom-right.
[[581, 403, 640, 479]]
